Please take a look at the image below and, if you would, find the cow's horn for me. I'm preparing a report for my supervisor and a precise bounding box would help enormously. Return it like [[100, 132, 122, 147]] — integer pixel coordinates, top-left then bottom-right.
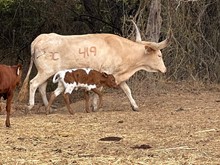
[[144, 42, 160, 50], [157, 28, 172, 49], [131, 20, 142, 42], [144, 29, 172, 50]]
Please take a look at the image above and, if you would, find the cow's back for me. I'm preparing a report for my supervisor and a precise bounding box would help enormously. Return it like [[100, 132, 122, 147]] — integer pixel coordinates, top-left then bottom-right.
[[30, 33, 135, 76], [0, 66, 16, 90]]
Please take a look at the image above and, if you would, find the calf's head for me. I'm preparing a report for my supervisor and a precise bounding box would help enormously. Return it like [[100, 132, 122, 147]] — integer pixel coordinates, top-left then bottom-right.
[[100, 72, 118, 88]]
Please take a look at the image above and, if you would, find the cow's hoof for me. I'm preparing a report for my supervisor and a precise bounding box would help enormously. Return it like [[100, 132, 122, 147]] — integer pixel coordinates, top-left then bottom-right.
[[91, 104, 98, 112], [46, 107, 53, 115], [68, 110, 74, 115], [5, 121, 11, 127], [24, 108, 30, 115], [27, 105, 34, 110], [131, 105, 139, 111]]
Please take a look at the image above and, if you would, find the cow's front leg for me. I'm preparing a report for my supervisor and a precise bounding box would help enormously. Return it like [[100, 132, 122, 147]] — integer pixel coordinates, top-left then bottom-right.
[[120, 82, 139, 111], [5, 92, 13, 127]]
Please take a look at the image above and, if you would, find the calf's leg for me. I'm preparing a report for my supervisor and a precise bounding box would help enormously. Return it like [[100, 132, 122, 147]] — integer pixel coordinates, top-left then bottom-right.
[[91, 87, 103, 111], [84, 91, 91, 113], [46, 92, 56, 115], [46, 82, 64, 115], [63, 93, 74, 115], [92, 88, 103, 110]]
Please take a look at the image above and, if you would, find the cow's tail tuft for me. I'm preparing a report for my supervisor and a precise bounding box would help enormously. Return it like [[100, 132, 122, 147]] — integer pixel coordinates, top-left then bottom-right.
[[18, 57, 34, 102]]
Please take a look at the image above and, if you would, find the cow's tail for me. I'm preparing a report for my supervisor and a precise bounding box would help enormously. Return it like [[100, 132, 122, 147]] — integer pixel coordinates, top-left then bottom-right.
[[52, 72, 61, 83], [18, 56, 34, 102]]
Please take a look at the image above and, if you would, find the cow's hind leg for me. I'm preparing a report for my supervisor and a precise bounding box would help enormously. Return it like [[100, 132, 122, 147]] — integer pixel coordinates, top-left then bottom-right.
[[120, 82, 139, 111], [28, 74, 50, 111], [38, 81, 48, 106]]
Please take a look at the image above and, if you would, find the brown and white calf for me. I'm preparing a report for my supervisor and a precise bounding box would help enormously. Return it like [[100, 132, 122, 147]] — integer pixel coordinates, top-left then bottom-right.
[[0, 64, 22, 127], [46, 68, 118, 114]]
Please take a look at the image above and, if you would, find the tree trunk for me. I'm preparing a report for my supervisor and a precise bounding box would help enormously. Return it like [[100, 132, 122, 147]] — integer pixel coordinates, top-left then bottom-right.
[[146, 0, 162, 42]]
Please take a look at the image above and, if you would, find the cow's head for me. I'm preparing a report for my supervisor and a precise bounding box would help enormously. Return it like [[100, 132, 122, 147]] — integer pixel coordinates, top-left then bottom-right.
[[139, 42, 168, 73], [132, 21, 171, 73]]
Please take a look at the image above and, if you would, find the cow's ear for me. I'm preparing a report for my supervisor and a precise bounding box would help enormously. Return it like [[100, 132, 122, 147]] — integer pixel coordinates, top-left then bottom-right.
[[102, 72, 108, 78], [16, 64, 22, 75], [16, 68, 20, 75], [17, 64, 22, 69], [145, 45, 154, 54]]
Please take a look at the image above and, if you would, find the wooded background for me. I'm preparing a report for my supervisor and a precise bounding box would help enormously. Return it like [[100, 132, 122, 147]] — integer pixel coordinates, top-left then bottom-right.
[[0, 0, 219, 83]]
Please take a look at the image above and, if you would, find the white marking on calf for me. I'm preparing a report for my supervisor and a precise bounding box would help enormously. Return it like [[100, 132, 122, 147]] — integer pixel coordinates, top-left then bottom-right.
[[53, 68, 97, 97]]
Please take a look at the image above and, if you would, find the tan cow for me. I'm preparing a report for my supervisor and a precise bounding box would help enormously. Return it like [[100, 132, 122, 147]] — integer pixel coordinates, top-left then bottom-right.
[[19, 21, 171, 111]]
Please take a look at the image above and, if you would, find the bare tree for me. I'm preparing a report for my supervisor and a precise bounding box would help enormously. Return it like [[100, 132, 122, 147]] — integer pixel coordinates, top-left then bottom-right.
[[146, 0, 162, 42]]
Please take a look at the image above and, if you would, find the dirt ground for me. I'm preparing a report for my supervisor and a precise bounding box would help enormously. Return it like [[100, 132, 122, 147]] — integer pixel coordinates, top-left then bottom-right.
[[0, 81, 220, 165]]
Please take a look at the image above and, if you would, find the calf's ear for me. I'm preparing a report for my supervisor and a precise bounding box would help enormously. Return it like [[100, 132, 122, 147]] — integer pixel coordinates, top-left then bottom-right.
[[102, 72, 108, 78]]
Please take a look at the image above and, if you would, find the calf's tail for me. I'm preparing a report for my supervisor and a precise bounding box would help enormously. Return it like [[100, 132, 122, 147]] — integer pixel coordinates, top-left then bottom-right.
[[52, 72, 61, 83]]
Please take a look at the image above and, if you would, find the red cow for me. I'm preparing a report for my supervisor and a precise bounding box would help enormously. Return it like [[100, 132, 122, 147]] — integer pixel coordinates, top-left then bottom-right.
[[0, 64, 22, 127]]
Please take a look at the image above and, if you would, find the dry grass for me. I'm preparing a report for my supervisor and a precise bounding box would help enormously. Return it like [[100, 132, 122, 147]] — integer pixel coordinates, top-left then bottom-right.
[[0, 81, 220, 164]]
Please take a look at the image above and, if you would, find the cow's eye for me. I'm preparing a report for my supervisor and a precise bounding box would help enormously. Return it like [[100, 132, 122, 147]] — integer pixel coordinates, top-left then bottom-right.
[[158, 54, 162, 58]]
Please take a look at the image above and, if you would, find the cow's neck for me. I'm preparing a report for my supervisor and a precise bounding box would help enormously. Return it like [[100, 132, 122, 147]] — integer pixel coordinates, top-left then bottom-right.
[[114, 46, 146, 83]]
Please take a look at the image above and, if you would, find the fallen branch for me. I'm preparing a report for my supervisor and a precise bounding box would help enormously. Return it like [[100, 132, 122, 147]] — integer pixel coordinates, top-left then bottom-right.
[[195, 129, 218, 134]]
